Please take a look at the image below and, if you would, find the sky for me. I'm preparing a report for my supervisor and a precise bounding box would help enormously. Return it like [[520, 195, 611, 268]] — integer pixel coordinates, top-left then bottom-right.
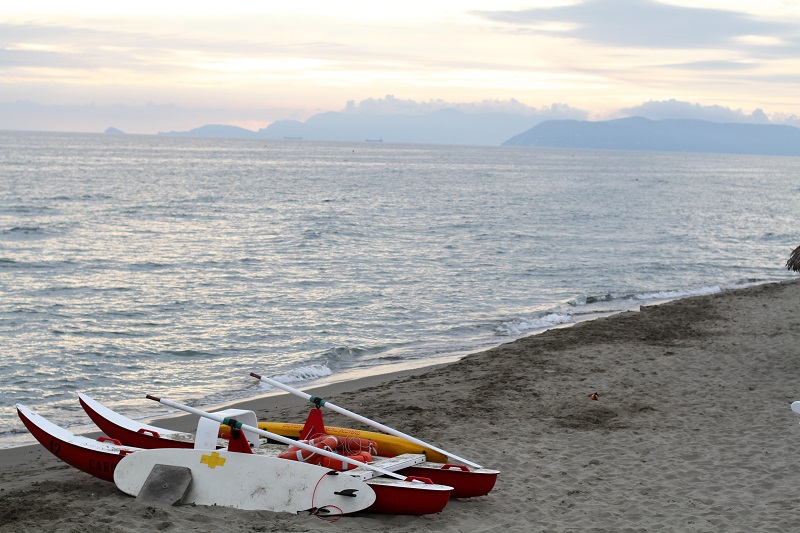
[[2, 0, 800, 133]]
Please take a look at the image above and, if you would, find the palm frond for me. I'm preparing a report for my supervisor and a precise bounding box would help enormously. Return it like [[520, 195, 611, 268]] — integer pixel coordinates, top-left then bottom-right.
[[787, 246, 800, 273]]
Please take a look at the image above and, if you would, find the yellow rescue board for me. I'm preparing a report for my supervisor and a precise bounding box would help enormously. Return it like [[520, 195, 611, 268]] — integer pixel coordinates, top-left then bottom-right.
[[259, 422, 449, 464]]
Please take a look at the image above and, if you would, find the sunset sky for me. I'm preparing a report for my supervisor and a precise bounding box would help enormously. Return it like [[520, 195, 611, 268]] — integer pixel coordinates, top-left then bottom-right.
[[3, 0, 800, 133]]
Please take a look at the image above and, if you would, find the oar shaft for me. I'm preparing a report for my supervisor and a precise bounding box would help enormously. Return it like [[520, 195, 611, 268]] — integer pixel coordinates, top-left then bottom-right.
[[250, 373, 482, 469], [145, 395, 407, 480]]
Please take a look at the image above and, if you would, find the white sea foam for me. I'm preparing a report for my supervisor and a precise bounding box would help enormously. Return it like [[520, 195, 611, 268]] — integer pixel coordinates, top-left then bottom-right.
[[268, 365, 334, 385], [635, 285, 722, 301], [495, 313, 574, 336]]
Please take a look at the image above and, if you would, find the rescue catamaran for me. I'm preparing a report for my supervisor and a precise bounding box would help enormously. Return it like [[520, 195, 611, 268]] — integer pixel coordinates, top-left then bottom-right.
[[16, 400, 453, 515], [78, 378, 498, 499]]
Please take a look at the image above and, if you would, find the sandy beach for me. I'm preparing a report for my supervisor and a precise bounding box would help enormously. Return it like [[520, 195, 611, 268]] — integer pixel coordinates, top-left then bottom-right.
[[2, 279, 800, 532]]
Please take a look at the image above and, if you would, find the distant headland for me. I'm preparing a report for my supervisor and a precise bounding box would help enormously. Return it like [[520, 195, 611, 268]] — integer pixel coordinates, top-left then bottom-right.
[[503, 117, 800, 156]]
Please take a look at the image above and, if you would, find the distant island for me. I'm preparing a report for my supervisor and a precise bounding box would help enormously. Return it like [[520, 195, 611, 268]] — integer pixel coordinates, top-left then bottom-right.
[[104, 127, 125, 135], [502, 117, 800, 156]]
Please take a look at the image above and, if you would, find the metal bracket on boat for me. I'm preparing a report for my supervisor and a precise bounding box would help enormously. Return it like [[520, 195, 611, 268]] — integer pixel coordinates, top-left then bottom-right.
[[333, 489, 359, 497]]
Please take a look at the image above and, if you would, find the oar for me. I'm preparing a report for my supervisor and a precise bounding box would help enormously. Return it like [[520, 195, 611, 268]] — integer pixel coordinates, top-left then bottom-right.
[[250, 372, 483, 469], [145, 395, 410, 481]]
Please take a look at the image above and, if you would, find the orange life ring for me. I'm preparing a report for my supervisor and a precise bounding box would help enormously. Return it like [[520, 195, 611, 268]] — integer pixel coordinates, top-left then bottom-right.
[[335, 436, 378, 456], [277, 435, 339, 462], [277, 434, 380, 470], [318, 451, 373, 471]]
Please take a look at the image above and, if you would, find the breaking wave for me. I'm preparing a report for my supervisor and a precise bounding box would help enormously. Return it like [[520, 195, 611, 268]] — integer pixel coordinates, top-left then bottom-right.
[[267, 365, 334, 386], [495, 312, 574, 336]]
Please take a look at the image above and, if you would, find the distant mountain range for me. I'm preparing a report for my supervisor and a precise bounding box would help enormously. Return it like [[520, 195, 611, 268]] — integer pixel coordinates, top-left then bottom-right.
[[503, 117, 800, 156], [158, 114, 800, 156], [158, 108, 573, 146]]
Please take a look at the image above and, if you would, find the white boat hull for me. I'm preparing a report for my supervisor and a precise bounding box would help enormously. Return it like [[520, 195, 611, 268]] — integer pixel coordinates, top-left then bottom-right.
[[114, 448, 376, 514]]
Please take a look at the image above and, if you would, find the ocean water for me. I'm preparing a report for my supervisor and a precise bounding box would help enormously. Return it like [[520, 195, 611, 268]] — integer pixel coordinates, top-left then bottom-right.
[[1, 131, 798, 448]]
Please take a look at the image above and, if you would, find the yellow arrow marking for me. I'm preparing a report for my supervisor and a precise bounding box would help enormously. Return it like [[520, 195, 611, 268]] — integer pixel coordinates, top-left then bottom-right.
[[200, 451, 226, 469]]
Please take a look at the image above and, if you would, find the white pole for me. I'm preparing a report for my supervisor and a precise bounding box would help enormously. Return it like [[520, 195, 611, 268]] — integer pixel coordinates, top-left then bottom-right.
[[250, 372, 483, 469], [145, 395, 409, 481]]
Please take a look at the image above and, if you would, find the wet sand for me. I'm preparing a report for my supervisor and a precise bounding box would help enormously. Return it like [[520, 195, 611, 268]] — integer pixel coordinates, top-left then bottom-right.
[[2, 279, 799, 532]]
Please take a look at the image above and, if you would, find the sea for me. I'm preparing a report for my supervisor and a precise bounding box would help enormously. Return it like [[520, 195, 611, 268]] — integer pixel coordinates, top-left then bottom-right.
[[1, 130, 798, 449]]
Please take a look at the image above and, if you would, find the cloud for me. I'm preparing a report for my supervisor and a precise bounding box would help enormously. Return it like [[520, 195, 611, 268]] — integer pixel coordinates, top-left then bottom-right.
[[661, 60, 759, 71], [620, 99, 771, 124], [0, 48, 83, 68], [342, 95, 588, 119], [474, 0, 799, 53], [769, 112, 800, 128], [0, 19, 469, 86], [0, 22, 193, 75]]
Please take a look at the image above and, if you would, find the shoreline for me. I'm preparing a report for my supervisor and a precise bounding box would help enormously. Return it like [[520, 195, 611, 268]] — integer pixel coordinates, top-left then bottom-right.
[[3, 278, 800, 531], [0, 282, 715, 451], [0, 279, 770, 452], [0, 293, 664, 452]]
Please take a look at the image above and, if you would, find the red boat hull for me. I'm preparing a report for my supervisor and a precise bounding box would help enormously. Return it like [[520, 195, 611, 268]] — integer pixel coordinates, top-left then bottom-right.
[[401, 464, 497, 498], [366, 480, 451, 515], [79, 395, 193, 450], [17, 406, 133, 483]]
